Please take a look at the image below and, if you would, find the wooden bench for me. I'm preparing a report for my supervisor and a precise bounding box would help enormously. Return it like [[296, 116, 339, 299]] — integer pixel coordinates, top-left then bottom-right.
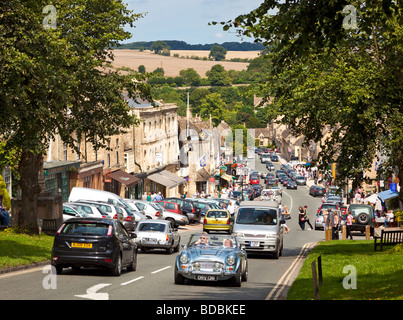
[[374, 229, 403, 251]]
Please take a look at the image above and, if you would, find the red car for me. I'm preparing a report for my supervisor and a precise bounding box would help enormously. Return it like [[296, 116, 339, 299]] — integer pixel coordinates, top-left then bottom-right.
[[249, 174, 260, 185], [156, 201, 183, 215]]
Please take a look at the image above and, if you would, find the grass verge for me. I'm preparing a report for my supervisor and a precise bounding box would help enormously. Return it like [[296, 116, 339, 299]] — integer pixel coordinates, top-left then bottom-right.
[[0, 229, 54, 270], [287, 240, 403, 300]]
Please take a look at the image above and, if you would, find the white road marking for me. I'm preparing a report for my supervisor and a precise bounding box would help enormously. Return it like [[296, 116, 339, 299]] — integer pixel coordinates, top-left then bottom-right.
[[121, 276, 144, 286], [74, 283, 111, 300], [265, 242, 317, 300], [151, 266, 171, 274]]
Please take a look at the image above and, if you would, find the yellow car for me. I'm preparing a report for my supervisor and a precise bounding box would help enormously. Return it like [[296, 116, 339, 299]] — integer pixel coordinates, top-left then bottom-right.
[[203, 209, 234, 234]]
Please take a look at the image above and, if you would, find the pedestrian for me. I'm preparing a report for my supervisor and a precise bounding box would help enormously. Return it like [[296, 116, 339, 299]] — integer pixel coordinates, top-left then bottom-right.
[[303, 205, 314, 230], [345, 210, 353, 239], [281, 205, 291, 233], [0, 195, 10, 227], [147, 192, 152, 202], [298, 206, 306, 230], [332, 211, 340, 240], [141, 192, 148, 201]]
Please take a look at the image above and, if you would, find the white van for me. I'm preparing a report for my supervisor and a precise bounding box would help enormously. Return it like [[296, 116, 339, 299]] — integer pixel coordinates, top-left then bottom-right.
[[233, 201, 284, 259], [68, 187, 132, 210]]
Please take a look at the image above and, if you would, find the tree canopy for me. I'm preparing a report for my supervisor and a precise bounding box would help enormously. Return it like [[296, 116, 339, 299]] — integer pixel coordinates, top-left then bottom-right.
[[0, 0, 152, 232], [222, 0, 402, 205]]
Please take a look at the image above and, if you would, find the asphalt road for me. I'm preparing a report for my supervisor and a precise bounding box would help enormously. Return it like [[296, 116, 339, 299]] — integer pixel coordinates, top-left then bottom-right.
[[0, 155, 327, 301]]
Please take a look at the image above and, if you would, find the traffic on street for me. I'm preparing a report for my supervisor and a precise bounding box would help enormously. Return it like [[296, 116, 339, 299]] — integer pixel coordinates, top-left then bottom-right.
[[0, 150, 364, 300]]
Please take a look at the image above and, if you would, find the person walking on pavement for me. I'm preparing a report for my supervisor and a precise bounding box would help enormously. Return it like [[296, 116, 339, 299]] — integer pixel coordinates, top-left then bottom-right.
[[345, 210, 353, 239], [298, 206, 306, 230], [303, 205, 314, 230]]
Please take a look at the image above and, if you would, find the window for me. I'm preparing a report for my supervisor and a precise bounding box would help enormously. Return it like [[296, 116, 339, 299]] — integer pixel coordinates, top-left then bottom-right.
[[236, 208, 278, 225]]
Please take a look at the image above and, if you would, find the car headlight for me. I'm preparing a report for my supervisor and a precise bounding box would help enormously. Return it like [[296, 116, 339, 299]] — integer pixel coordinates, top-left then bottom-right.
[[226, 255, 236, 266], [179, 253, 189, 264]]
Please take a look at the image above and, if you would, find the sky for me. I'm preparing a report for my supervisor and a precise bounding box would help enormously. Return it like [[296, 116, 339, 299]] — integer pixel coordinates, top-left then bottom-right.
[[123, 0, 264, 44]]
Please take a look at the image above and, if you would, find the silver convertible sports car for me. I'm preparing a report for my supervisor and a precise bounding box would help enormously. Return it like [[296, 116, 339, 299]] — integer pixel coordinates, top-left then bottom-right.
[[174, 233, 248, 287]]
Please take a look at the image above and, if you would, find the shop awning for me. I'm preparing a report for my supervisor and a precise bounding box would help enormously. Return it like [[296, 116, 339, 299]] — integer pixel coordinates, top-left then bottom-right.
[[147, 170, 187, 188], [107, 170, 139, 187], [377, 189, 399, 202], [195, 168, 211, 182]]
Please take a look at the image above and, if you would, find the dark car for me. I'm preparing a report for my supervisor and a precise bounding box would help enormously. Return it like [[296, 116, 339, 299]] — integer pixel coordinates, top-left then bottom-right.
[[271, 155, 279, 162], [348, 204, 375, 236], [309, 185, 326, 197], [286, 180, 297, 189], [266, 178, 278, 188], [51, 218, 137, 276], [192, 200, 220, 220]]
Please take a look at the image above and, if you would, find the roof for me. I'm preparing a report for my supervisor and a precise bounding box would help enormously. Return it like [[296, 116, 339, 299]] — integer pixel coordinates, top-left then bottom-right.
[[239, 201, 280, 208]]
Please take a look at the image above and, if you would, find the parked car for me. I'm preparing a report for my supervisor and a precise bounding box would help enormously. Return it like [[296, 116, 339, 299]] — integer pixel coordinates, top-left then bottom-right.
[[164, 198, 198, 223], [73, 200, 139, 231], [233, 201, 284, 259], [271, 155, 278, 162], [286, 180, 297, 189], [125, 199, 163, 220], [156, 201, 183, 217], [192, 200, 221, 220], [62, 204, 89, 222], [130, 200, 187, 227], [203, 209, 233, 234], [348, 204, 375, 236], [315, 209, 342, 230], [266, 178, 278, 188], [309, 185, 326, 197], [51, 218, 138, 276], [69, 202, 110, 218], [174, 233, 248, 287], [134, 220, 180, 254]]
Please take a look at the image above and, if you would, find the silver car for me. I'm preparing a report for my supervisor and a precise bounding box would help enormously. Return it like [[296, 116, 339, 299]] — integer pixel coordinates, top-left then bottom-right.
[[134, 220, 180, 254], [233, 201, 284, 259]]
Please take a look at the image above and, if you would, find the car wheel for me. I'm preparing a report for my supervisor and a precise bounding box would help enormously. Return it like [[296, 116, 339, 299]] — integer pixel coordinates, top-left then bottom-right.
[[242, 261, 248, 282], [111, 254, 122, 276], [174, 265, 185, 284], [127, 251, 137, 272], [166, 244, 174, 254], [166, 218, 175, 228], [54, 265, 63, 275], [231, 269, 242, 287], [174, 238, 181, 252]]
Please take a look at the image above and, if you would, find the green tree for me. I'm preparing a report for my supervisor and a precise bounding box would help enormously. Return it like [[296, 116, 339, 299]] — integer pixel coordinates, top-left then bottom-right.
[[151, 41, 170, 55], [223, 0, 403, 206], [179, 68, 201, 86], [199, 93, 227, 126], [209, 45, 227, 61], [0, 0, 152, 233], [206, 64, 232, 86]]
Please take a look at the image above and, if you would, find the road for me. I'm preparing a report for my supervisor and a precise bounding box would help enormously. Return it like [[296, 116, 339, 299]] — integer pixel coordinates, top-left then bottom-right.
[[0, 154, 326, 301]]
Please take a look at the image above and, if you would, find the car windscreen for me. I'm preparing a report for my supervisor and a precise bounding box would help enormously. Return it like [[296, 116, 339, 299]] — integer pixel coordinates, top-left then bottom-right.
[[61, 222, 109, 236], [236, 207, 278, 225], [138, 223, 166, 232]]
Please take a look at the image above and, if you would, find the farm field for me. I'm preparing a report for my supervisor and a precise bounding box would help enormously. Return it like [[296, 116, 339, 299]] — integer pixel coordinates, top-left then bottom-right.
[[110, 49, 260, 77]]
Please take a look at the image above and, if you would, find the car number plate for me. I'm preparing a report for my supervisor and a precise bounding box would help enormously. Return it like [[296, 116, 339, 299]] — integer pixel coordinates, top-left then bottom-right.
[[249, 241, 260, 247], [144, 238, 157, 243], [71, 242, 92, 248], [197, 275, 217, 281]]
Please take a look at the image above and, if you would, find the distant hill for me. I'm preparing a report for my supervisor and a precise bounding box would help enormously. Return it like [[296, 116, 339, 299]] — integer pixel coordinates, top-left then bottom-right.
[[114, 40, 264, 51]]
